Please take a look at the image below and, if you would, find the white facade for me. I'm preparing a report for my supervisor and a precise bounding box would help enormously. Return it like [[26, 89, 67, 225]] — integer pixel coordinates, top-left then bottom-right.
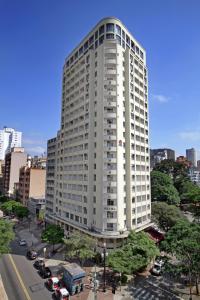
[[0, 127, 22, 160], [45, 17, 151, 243]]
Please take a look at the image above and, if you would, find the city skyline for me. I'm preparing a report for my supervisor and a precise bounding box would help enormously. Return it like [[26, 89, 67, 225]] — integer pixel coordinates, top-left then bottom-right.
[[1, 0, 200, 156]]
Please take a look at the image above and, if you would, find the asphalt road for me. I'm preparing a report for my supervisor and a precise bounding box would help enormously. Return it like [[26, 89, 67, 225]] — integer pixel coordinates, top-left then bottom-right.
[[0, 238, 53, 300]]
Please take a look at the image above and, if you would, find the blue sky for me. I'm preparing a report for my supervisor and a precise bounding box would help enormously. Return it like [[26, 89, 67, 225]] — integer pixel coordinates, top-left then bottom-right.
[[1, 0, 200, 157]]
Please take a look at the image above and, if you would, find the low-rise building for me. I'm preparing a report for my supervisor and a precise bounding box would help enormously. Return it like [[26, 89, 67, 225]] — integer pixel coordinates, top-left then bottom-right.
[[3, 147, 27, 197], [18, 166, 46, 206], [27, 197, 45, 217], [150, 148, 175, 169]]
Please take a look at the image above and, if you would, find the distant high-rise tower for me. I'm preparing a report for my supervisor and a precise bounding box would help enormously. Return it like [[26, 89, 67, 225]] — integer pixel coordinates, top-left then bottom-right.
[[0, 127, 22, 160], [45, 17, 151, 246], [186, 148, 197, 167]]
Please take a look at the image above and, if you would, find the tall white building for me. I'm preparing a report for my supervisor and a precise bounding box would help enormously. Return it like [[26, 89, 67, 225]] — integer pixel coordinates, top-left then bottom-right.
[[0, 127, 22, 160], [45, 17, 151, 247], [186, 148, 197, 167]]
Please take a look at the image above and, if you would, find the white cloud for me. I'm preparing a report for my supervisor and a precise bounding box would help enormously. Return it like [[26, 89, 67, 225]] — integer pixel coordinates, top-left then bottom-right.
[[179, 131, 200, 142], [26, 146, 46, 155], [152, 94, 170, 103]]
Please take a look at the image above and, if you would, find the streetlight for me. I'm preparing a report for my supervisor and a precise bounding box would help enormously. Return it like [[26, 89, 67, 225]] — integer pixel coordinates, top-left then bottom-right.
[[101, 242, 108, 293], [93, 242, 97, 300]]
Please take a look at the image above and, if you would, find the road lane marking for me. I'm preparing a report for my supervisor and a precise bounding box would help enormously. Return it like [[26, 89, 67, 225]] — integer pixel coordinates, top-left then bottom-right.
[[8, 254, 32, 300]]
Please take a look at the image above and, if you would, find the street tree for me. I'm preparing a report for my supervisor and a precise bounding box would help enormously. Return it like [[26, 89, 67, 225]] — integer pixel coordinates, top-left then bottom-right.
[[41, 224, 64, 251], [63, 231, 95, 266], [161, 220, 200, 295], [0, 200, 22, 215], [152, 202, 184, 231], [14, 206, 29, 219], [0, 219, 15, 255], [108, 231, 159, 275], [151, 170, 180, 205]]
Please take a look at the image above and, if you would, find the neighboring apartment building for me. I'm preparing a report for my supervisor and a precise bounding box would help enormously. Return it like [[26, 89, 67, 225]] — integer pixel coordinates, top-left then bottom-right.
[[31, 155, 47, 169], [188, 168, 200, 186], [186, 148, 197, 167], [4, 147, 27, 196], [45, 17, 151, 247], [150, 148, 175, 169], [0, 160, 4, 194], [18, 164, 46, 206], [0, 127, 22, 160], [45, 137, 57, 217]]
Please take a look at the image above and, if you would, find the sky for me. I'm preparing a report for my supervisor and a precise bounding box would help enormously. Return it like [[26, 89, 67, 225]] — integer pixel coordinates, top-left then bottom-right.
[[0, 0, 200, 157]]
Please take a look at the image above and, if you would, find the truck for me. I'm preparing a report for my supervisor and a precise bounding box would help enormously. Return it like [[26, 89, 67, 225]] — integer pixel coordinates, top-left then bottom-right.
[[59, 263, 86, 295]]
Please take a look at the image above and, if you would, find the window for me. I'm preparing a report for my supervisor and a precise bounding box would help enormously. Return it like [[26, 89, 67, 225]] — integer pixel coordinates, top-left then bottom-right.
[[95, 30, 98, 39], [126, 35, 130, 45], [116, 35, 121, 45], [84, 218, 87, 225], [89, 35, 94, 45], [106, 23, 114, 32], [99, 25, 104, 35], [93, 208, 96, 214], [99, 35, 104, 45], [116, 24, 121, 35], [122, 30, 125, 39], [107, 211, 114, 218], [84, 41, 88, 50], [79, 46, 83, 55], [107, 223, 114, 230], [106, 33, 114, 39], [95, 40, 98, 49]]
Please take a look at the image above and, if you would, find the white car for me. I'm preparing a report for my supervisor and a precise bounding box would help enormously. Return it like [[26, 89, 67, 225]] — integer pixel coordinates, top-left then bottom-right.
[[19, 239, 27, 246], [151, 262, 163, 275], [55, 288, 69, 300]]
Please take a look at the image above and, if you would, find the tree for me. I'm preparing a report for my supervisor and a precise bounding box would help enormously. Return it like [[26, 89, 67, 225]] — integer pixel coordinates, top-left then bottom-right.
[[108, 231, 159, 275], [0, 219, 15, 255], [63, 231, 95, 266], [153, 159, 188, 181], [152, 202, 184, 231], [41, 224, 64, 251], [0, 195, 10, 203], [0, 200, 22, 215], [151, 171, 180, 205], [161, 220, 200, 295], [14, 206, 29, 219]]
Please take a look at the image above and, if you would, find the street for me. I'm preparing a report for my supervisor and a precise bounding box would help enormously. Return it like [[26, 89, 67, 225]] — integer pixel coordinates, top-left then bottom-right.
[[0, 238, 52, 300]]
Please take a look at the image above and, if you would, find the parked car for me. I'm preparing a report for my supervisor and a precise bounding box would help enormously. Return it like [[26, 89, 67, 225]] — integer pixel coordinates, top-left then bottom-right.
[[19, 239, 27, 246], [33, 258, 45, 269], [54, 287, 70, 300], [26, 250, 38, 260], [46, 277, 60, 291], [151, 262, 163, 275], [39, 265, 62, 278], [39, 267, 52, 279]]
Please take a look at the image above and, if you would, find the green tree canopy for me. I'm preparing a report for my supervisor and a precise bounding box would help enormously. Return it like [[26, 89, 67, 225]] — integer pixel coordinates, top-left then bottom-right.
[[41, 224, 64, 250], [153, 159, 188, 181], [0, 195, 10, 203], [151, 170, 180, 205], [161, 220, 200, 295], [0, 200, 22, 215], [63, 231, 95, 266], [0, 219, 15, 255], [152, 202, 184, 231], [14, 206, 29, 219], [108, 231, 159, 275]]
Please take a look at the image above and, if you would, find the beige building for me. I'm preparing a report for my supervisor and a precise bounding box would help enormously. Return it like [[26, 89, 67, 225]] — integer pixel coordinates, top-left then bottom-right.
[[0, 160, 4, 194], [19, 166, 46, 206], [45, 17, 151, 247], [4, 147, 27, 197]]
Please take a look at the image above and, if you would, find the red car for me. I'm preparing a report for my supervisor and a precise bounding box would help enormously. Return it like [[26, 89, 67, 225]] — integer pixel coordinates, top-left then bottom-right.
[[46, 277, 60, 291], [55, 288, 70, 300]]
